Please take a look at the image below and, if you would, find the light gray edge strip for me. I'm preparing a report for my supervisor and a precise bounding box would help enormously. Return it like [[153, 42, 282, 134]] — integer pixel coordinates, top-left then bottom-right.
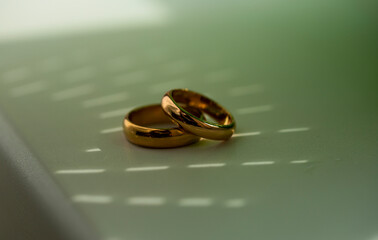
[[0, 111, 100, 240]]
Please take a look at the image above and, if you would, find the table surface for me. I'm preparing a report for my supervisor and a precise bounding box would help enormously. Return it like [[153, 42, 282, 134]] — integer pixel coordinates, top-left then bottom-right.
[[0, 1, 377, 240]]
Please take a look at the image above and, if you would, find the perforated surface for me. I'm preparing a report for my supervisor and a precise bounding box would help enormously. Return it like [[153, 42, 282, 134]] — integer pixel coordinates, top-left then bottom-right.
[[0, 1, 377, 240]]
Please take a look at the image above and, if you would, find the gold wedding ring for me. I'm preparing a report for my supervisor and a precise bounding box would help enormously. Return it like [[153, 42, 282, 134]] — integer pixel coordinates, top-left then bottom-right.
[[161, 89, 235, 140], [123, 104, 201, 148]]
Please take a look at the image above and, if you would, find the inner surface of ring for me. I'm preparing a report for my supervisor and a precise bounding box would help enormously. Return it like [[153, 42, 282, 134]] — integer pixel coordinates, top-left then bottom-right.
[[171, 90, 233, 125], [130, 105, 203, 127], [129, 105, 173, 126]]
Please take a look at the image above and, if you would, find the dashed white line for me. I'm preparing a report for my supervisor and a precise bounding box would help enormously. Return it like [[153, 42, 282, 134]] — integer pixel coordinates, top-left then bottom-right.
[[127, 197, 166, 206], [55, 169, 105, 174], [72, 195, 113, 204], [178, 198, 213, 207], [100, 107, 133, 119], [100, 127, 123, 134], [188, 163, 226, 168], [229, 84, 263, 96], [10, 81, 48, 97], [278, 127, 310, 133], [64, 66, 95, 82], [125, 166, 169, 172], [236, 105, 273, 115], [52, 85, 94, 101], [85, 148, 102, 152], [224, 199, 247, 208], [233, 132, 261, 137], [290, 160, 309, 164], [82, 93, 127, 108], [242, 161, 275, 166], [2, 67, 30, 83]]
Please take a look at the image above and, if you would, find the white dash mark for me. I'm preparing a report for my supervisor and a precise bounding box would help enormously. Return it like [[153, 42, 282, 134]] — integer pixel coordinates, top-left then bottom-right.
[[229, 84, 263, 97], [100, 127, 123, 134], [290, 160, 309, 164], [178, 198, 213, 207], [236, 105, 273, 115], [150, 79, 185, 93], [114, 71, 148, 86], [10, 81, 47, 97], [2, 67, 30, 83], [72, 195, 112, 204], [224, 199, 247, 208], [125, 166, 169, 172], [278, 127, 310, 133], [242, 161, 275, 166], [127, 197, 166, 206], [188, 163, 226, 168], [52, 85, 94, 101], [55, 169, 105, 174], [100, 107, 133, 119], [64, 66, 95, 82], [85, 148, 102, 152], [233, 132, 261, 137], [82, 93, 127, 108]]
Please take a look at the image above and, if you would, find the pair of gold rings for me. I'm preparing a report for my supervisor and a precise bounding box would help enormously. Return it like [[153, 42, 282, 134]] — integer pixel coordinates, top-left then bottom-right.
[[123, 89, 235, 148]]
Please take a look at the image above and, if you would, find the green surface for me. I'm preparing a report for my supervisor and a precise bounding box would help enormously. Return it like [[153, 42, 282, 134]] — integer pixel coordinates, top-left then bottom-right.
[[0, 1, 377, 240]]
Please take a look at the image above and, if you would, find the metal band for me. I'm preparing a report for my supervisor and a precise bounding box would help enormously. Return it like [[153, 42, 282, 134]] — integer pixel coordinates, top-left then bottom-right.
[[161, 89, 235, 140], [123, 104, 201, 148]]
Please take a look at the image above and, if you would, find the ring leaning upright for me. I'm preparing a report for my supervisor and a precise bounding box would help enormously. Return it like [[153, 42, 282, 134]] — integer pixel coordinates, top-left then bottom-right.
[[161, 89, 235, 140]]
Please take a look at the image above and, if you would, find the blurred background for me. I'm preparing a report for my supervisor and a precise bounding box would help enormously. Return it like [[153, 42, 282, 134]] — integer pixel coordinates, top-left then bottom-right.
[[0, 0, 377, 240]]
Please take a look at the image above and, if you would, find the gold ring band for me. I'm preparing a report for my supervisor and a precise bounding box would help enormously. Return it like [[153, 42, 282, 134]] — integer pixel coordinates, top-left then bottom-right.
[[123, 104, 201, 148], [161, 89, 235, 140]]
